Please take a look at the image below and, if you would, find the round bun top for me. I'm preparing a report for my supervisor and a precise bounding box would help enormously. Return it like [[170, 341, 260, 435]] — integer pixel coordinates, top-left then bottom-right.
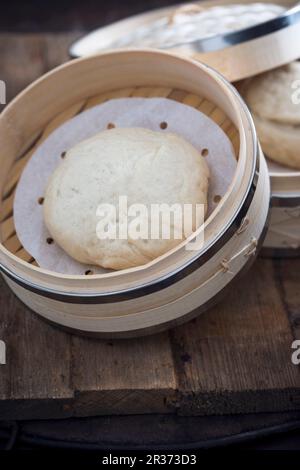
[[44, 127, 209, 270]]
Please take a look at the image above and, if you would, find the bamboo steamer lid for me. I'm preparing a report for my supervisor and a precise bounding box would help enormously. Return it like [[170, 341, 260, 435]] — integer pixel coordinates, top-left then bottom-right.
[[0, 50, 270, 337], [70, 1, 300, 258], [70, 0, 300, 82]]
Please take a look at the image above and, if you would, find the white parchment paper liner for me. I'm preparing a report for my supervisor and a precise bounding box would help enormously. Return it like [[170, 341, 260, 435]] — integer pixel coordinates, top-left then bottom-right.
[[14, 97, 237, 274]]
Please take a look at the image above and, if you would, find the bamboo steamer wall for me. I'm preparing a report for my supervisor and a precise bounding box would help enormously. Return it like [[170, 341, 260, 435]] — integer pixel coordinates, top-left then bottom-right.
[[0, 50, 270, 337]]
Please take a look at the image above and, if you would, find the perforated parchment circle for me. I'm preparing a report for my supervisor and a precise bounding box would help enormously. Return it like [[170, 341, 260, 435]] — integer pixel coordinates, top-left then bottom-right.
[[14, 97, 236, 274]]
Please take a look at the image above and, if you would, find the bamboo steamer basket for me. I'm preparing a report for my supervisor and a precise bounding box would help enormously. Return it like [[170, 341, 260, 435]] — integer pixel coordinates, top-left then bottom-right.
[[70, 1, 300, 258], [0, 50, 269, 337]]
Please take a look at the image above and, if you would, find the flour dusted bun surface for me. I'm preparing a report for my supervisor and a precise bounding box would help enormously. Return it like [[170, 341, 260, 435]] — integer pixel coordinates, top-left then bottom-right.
[[44, 128, 209, 270], [243, 62, 300, 169]]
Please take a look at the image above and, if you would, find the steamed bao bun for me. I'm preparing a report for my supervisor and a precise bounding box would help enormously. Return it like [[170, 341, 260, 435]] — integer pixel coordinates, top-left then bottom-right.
[[44, 127, 210, 270]]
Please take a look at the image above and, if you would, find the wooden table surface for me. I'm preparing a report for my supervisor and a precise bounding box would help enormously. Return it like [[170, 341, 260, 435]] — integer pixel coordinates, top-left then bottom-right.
[[0, 32, 299, 420]]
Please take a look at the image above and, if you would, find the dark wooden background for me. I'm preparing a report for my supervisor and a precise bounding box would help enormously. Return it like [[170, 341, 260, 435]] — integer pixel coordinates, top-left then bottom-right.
[[0, 0, 299, 421], [1, 0, 180, 32]]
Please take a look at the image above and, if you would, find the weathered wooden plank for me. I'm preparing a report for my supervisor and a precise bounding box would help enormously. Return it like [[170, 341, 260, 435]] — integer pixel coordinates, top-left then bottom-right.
[[0, 33, 178, 420], [71, 333, 177, 416], [170, 259, 300, 415]]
